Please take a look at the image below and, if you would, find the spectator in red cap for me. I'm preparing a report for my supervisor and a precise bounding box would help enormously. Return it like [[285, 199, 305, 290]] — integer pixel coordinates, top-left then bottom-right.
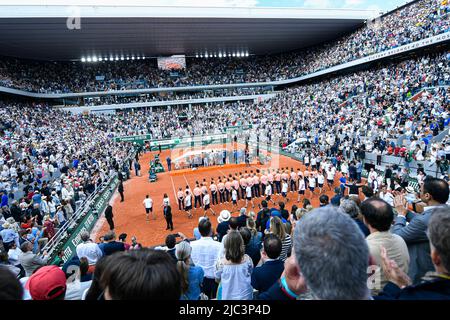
[[26, 265, 67, 300]]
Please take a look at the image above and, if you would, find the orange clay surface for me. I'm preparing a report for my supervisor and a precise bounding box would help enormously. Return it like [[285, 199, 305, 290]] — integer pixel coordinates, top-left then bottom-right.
[[95, 146, 344, 246]]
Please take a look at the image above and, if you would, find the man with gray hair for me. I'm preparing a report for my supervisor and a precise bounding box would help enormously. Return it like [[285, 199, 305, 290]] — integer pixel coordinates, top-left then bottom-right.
[[75, 231, 103, 266], [258, 206, 371, 300]]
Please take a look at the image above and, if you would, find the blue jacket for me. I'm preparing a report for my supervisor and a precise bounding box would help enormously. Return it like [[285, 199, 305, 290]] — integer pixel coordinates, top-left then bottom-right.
[[251, 260, 285, 293], [375, 277, 450, 300], [1, 194, 8, 207], [391, 206, 446, 284]]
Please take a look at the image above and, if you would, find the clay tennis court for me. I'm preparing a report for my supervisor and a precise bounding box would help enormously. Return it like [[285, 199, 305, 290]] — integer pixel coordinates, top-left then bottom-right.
[[93, 145, 343, 247]]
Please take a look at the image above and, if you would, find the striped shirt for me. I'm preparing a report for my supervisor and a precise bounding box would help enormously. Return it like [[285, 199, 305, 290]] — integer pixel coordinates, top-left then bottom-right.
[[280, 234, 292, 262]]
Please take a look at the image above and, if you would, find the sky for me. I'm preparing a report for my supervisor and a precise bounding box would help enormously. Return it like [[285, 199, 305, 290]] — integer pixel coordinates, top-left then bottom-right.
[[3, 0, 415, 14]]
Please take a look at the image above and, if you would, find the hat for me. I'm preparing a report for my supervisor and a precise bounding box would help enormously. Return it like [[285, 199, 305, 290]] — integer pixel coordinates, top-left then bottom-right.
[[405, 186, 415, 193], [26, 266, 67, 300], [218, 210, 231, 223], [240, 208, 247, 216]]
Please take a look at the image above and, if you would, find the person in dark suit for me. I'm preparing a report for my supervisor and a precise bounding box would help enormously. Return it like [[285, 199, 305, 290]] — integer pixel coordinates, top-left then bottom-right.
[[118, 181, 124, 202], [251, 234, 285, 294], [165, 234, 177, 263], [164, 204, 173, 231], [104, 205, 114, 231], [376, 206, 450, 300], [392, 177, 449, 284], [236, 208, 248, 228]]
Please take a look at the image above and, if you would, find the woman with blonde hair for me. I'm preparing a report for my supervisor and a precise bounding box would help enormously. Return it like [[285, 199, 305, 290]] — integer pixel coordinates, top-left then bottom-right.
[[267, 216, 292, 261], [215, 231, 253, 300], [245, 217, 263, 266], [176, 241, 204, 300]]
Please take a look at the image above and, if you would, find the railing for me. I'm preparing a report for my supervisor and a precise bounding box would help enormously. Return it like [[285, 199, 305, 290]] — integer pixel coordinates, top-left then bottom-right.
[[40, 148, 136, 263]]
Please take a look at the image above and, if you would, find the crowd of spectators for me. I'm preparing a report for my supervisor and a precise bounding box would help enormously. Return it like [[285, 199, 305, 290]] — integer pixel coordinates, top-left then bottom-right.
[[0, 0, 448, 94], [2, 174, 449, 300], [82, 87, 272, 107], [0, 102, 133, 280]]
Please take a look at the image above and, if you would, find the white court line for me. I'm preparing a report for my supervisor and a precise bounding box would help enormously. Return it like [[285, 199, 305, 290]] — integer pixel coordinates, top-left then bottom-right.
[[183, 174, 192, 191], [169, 175, 178, 202]]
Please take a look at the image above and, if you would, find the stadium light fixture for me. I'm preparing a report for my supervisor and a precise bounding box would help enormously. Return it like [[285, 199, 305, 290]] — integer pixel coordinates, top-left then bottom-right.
[[137, 56, 141, 60], [109, 57, 114, 61], [115, 56, 119, 61], [232, 53, 236, 57], [98, 57, 103, 62], [218, 53, 222, 58], [81, 57, 86, 63], [86, 57, 92, 62], [195, 54, 199, 58], [245, 52, 249, 57], [126, 56, 130, 60], [92, 56, 98, 62], [142, 56, 146, 60], [205, 53, 209, 58]]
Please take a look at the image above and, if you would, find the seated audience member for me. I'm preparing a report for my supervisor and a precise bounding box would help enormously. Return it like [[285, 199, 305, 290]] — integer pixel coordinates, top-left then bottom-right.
[[84, 256, 111, 300], [256, 200, 270, 232], [0, 266, 23, 300], [240, 227, 261, 268], [118, 233, 131, 250], [362, 185, 374, 200], [376, 206, 450, 300], [246, 217, 263, 266], [361, 198, 410, 295], [100, 249, 181, 300], [102, 231, 125, 256], [267, 216, 292, 262], [190, 218, 221, 299], [339, 198, 370, 237], [176, 241, 204, 300], [237, 208, 248, 228], [26, 266, 67, 300], [330, 188, 343, 206], [76, 231, 103, 267], [165, 234, 177, 263], [193, 217, 208, 240], [215, 230, 254, 300], [279, 202, 289, 220], [251, 234, 284, 294], [216, 210, 231, 242], [319, 195, 329, 207], [258, 206, 370, 300], [19, 242, 49, 277], [79, 257, 93, 282], [392, 177, 450, 284]]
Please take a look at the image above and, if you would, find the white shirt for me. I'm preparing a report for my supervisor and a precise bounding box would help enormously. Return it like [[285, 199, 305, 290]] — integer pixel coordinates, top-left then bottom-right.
[[298, 179, 305, 190], [246, 186, 252, 197], [317, 174, 325, 184], [143, 198, 153, 208], [265, 184, 272, 196], [203, 194, 210, 206], [232, 190, 238, 200], [76, 241, 103, 265], [185, 194, 192, 206], [281, 182, 288, 193], [163, 197, 170, 206], [190, 237, 222, 279]]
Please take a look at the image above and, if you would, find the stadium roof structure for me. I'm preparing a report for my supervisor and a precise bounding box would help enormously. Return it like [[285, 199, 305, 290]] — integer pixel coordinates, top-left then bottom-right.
[[0, 4, 378, 61]]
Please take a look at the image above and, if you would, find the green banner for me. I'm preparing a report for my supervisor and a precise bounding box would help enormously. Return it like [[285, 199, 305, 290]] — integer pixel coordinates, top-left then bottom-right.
[[51, 176, 120, 264]]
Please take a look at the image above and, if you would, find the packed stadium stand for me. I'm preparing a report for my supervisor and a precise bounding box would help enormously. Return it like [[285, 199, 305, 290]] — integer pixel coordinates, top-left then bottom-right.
[[1, 0, 450, 302]]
